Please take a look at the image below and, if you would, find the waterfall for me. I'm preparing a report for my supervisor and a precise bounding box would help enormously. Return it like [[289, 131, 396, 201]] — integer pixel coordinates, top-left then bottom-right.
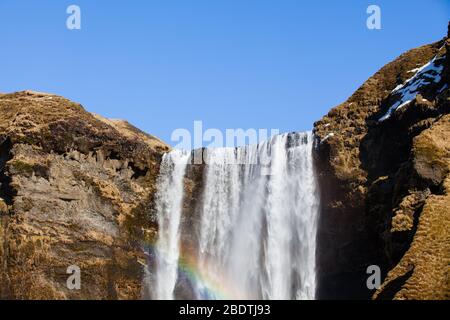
[[152, 150, 191, 300], [151, 132, 319, 300]]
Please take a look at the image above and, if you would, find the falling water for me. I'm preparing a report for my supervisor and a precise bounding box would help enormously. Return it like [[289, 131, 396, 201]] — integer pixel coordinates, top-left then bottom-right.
[[152, 132, 319, 300], [152, 150, 190, 300]]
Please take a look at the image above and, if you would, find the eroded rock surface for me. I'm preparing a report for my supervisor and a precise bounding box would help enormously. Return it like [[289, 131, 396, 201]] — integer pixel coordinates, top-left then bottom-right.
[[0, 91, 169, 299]]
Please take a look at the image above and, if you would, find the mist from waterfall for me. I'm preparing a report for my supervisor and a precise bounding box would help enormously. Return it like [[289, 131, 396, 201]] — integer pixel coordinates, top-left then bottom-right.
[[151, 132, 319, 300]]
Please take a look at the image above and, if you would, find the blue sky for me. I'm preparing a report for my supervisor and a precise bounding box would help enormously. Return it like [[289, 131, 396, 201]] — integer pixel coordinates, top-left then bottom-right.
[[0, 0, 448, 146]]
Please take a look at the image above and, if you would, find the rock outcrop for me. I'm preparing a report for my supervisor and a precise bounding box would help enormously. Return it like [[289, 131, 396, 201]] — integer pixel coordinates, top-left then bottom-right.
[[0, 91, 169, 299], [314, 26, 449, 299]]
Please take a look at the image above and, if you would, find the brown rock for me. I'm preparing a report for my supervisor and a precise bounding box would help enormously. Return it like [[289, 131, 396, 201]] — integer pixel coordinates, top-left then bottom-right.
[[0, 91, 169, 300], [0, 198, 7, 214], [374, 115, 450, 300]]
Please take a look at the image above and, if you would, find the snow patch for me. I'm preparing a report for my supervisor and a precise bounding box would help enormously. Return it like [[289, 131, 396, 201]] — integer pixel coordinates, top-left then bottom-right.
[[408, 67, 421, 73], [379, 55, 445, 122], [321, 133, 335, 143]]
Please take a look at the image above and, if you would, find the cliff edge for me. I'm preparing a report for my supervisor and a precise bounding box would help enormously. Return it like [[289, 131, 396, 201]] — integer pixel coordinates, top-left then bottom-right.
[[0, 91, 169, 299]]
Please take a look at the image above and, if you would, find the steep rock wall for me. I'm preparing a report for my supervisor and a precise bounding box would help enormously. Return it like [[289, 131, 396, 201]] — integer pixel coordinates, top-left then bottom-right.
[[313, 26, 449, 299], [0, 91, 169, 299]]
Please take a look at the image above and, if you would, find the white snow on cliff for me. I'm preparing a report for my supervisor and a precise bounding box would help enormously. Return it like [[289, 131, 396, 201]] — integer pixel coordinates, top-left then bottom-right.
[[320, 132, 335, 143], [379, 55, 445, 122]]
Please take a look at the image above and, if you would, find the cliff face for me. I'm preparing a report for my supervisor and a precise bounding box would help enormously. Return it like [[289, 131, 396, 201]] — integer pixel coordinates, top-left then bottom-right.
[[314, 28, 450, 299], [0, 91, 169, 299]]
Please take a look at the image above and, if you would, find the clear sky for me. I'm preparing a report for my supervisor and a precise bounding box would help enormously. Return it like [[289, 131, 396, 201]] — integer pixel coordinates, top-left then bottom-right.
[[0, 0, 448, 146]]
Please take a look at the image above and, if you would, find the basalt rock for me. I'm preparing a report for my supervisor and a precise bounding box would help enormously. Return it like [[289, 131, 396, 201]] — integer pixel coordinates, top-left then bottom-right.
[[0, 91, 169, 299]]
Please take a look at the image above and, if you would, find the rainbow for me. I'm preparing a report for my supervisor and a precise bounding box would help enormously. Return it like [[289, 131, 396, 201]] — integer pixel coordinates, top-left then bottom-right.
[[142, 241, 251, 300]]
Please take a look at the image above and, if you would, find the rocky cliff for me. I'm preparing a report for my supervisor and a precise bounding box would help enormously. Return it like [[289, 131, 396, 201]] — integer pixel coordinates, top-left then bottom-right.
[[0, 91, 169, 299], [314, 26, 450, 299]]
